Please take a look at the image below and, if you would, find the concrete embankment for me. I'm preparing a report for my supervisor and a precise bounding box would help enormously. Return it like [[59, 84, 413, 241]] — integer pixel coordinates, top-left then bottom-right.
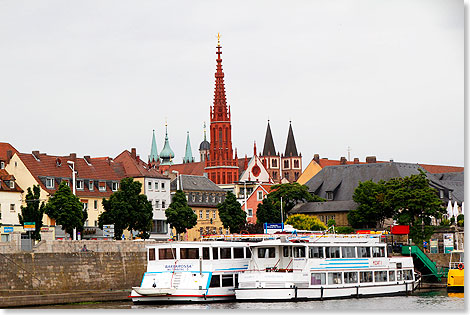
[[0, 240, 156, 308]]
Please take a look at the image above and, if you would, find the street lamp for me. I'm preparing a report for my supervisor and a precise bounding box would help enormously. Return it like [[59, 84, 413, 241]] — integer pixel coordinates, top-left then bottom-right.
[[67, 161, 77, 240]]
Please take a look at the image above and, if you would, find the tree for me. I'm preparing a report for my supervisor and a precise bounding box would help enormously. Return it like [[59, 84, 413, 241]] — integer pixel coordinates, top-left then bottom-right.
[[218, 191, 246, 234], [348, 180, 393, 229], [327, 219, 336, 227], [18, 185, 45, 241], [44, 181, 83, 237], [256, 183, 324, 225], [286, 214, 326, 231], [385, 170, 445, 246], [99, 177, 153, 240], [165, 190, 197, 239]]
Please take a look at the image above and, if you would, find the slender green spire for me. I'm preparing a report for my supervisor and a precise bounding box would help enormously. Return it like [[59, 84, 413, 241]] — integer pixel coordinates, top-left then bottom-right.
[[183, 131, 194, 163], [149, 129, 159, 162], [160, 122, 175, 165]]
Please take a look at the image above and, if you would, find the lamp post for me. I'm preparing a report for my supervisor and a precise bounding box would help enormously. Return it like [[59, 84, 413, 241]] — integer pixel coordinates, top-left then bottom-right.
[[243, 180, 247, 214], [67, 161, 77, 240], [172, 170, 180, 190], [280, 196, 284, 232]]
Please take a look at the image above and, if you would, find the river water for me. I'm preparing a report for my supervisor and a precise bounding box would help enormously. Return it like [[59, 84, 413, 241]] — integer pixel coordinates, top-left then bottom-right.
[[22, 289, 464, 311]]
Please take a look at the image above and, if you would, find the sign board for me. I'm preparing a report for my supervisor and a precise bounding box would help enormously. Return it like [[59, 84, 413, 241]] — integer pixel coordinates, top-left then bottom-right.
[[390, 225, 410, 235], [24, 222, 35, 231], [3, 226, 13, 233], [264, 223, 284, 234], [103, 224, 115, 238], [430, 239, 439, 254], [443, 233, 454, 253]]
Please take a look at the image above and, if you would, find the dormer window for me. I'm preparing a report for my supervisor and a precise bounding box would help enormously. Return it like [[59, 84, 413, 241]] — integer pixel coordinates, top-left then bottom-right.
[[0, 161, 4, 169], [46, 178, 55, 189], [112, 182, 119, 191], [89, 180, 94, 190], [99, 181, 106, 192], [326, 191, 334, 200], [9, 181, 14, 189], [76, 180, 84, 190]]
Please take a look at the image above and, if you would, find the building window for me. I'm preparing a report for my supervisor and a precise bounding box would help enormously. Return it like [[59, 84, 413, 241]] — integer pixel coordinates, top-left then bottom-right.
[[152, 220, 168, 234], [284, 172, 289, 180], [161, 182, 166, 191], [154, 181, 159, 191], [206, 210, 210, 219], [294, 172, 299, 180], [199, 211, 203, 219], [99, 182, 106, 191], [448, 191, 452, 199], [89, 180, 94, 190], [9, 181, 15, 189], [112, 182, 119, 191], [10, 204, 15, 212], [76, 180, 84, 190], [213, 210, 216, 219], [271, 159, 278, 168], [155, 200, 160, 209], [148, 181, 152, 191], [46, 178, 55, 189], [293, 159, 300, 168], [257, 191, 263, 201], [283, 160, 289, 169], [161, 200, 166, 209], [326, 191, 334, 200], [247, 208, 253, 217], [439, 190, 444, 199], [0, 161, 4, 169], [82, 201, 88, 211], [94, 220, 98, 227], [63, 180, 70, 187], [272, 171, 277, 180]]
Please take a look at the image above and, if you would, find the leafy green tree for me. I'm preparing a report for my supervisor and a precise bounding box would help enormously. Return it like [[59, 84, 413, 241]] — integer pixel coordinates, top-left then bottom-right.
[[256, 183, 324, 225], [457, 214, 464, 227], [44, 181, 83, 237], [18, 185, 45, 241], [335, 226, 355, 234], [348, 180, 392, 229], [286, 214, 326, 231], [327, 219, 336, 227], [165, 190, 197, 240], [385, 170, 445, 246], [218, 191, 246, 234], [99, 177, 153, 240]]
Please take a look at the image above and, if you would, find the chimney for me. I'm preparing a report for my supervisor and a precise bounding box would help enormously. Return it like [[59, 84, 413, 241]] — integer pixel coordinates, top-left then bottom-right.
[[69, 153, 77, 160], [313, 154, 320, 163], [340, 157, 347, 165], [32, 151, 40, 161], [6, 150, 12, 163], [84, 156, 92, 165], [354, 158, 360, 164], [366, 156, 377, 163], [131, 148, 137, 160]]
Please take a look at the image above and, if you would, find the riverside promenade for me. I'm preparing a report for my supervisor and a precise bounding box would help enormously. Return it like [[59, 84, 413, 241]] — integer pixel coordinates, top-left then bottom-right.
[[0, 240, 160, 308]]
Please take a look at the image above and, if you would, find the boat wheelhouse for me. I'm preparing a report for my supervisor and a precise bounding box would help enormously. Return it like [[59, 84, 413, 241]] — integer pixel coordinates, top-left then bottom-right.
[[235, 234, 418, 301], [447, 250, 464, 292], [129, 241, 253, 303]]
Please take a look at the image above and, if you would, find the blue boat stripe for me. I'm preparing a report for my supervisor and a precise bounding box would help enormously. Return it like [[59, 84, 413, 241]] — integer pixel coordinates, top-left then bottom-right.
[[320, 262, 369, 265]]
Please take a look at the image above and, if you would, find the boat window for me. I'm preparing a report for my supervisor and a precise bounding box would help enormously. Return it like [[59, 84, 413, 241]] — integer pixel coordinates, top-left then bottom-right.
[[374, 271, 387, 282], [209, 275, 220, 287], [360, 271, 373, 283], [341, 247, 356, 258], [308, 246, 324, 258], [220, 248, 232, 259], [158, 248, 176, 260], [328, 272, 342, 285], [149, 248, 155, 261], [203, 247, 210, 260], [389, 270, 395, 281], [344, 272, 358, 283], [311, 273, 326, 285], [180, 248, 199, 259], [293, 246, 306, 258], [213, 247, 219, 260], [357, 247, 371, 258], [258, 247, 276, 258], [222, 274, 234, 287], [283, 246, 292, 257], [245, 247, 252, 258], [325, 247, 340, 258], [234, 247, 244, 259], [403, 270, 413, 280], [372, 247, 385, 257], [396, 270, 403, 281]]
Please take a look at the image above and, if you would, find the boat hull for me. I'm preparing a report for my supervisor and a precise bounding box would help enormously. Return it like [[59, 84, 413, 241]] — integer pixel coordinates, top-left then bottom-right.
[[129, 289, 235, 303]]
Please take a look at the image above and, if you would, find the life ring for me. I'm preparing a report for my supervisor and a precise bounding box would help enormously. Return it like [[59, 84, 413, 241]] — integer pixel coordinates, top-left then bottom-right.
[[458, 263, 464, 270]]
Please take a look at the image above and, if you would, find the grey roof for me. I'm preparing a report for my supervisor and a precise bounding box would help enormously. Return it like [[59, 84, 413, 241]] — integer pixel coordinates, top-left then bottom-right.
[[170, 174, 224, 192], [305, 162, 459, 203], [262, 121, 277, 156], [291, 200, 358, 214], [433, 172, 464, 203], [284, 122, 299, 157], [199, 140, 210, 150]]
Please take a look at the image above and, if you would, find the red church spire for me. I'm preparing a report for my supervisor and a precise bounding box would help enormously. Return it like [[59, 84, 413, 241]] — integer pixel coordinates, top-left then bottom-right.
[[211, 33, 230, 122]]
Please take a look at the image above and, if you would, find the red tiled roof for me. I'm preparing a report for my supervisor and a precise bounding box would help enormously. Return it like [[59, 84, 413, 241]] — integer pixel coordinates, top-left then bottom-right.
[[0, 142, 18, 161], [167, 161, 206, 176], [418, 164, 464, 174], [114, 150, 169, 179], [17, 152, 123, 197], [0, 169, 23, 193]]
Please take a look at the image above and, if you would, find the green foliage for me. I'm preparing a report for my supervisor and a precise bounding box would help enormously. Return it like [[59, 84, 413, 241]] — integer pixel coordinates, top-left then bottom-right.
[[18, 185, 45, 241], [457, 214, 464, 227], [458, 220, 464, 227], [450, 217, 455, 225], [348, 180, 392, 229], [256, 183, 324, 225], [327, 219, 336, 227], [241, 223, 264, 234], [218, 191, 246, 234], [99, 177, 153, 240], [335, 226, 355, 234], [286, 214, 327, 231], [439, 218, 451, 227], [165, 189, 197, 238], [44, 182, 83, 237]]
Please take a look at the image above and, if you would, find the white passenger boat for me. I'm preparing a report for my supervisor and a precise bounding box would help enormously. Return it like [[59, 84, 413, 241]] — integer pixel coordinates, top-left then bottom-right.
[[235, 234, 419, 301], [129, 240, 256, 303]]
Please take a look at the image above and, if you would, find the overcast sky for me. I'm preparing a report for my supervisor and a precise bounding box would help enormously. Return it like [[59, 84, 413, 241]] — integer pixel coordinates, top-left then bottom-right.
[[0, 0, 464, 168]]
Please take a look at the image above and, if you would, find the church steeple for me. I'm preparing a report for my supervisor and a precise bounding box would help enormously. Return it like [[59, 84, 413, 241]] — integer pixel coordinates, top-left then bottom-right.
[[149, 129, 160, 163], [284, 121, 299, 157], [183, 131, 194, 163], [262, 120, 276, 156], [211, 33, 230, 123], [160, 122, 175, 165]]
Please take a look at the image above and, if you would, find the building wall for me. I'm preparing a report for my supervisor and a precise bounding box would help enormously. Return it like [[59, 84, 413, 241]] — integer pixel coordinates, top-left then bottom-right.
[[143, 177, 171, 240], [306, 211, 349, 227], [0, 191, 22, 226], [181, 206, 226, 241], [296, 159, 322, 185]]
